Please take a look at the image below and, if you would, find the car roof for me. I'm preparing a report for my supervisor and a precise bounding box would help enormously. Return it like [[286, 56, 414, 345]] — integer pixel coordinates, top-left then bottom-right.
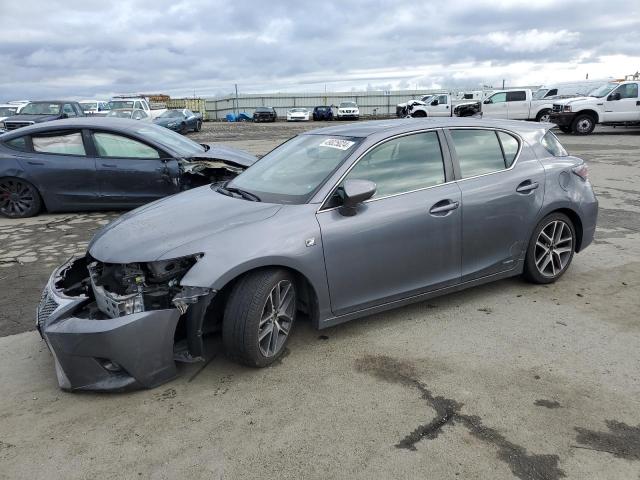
[[25, 100, 76, 104], [305, 117, 553, 139], [0, 117, 147, 139]]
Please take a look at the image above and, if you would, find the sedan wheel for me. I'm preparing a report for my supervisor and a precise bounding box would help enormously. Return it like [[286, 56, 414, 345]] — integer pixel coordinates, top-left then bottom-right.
[[0, 178, 42, 218], [524, 213, 575, 284], [223, 269, 297, 367]]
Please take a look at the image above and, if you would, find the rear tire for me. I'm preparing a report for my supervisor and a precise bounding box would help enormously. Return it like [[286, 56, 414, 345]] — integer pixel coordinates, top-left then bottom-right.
[[523, 213, 575, 284], [195, 120, 202, 132], [0, 177, 42, 218], [536, 109, 551, 123], [180, 122, 188, 134], [571, 114, 596, 135], [223, 269, 297, 367]]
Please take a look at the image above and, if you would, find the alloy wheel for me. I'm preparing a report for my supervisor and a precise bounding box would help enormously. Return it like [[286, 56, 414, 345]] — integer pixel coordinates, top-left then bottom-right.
[[539, 113, 551, 123], [258, 280, 295, 357], [0, 179, 36, 217], [534, 220, 573, 278]]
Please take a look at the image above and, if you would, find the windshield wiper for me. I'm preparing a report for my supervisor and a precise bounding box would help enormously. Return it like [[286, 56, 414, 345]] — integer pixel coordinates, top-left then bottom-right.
[[217, 184, 261, 202]]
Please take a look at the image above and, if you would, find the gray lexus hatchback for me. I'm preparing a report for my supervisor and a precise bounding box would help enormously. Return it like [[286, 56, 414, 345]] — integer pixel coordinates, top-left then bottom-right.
[[37, 118, 597, 391]]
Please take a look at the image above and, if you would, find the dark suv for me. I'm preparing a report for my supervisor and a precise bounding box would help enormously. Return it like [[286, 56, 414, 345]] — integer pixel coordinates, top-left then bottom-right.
[[313, 106, 334, 120], [253, 107, 277, 122], [1, 101, 85, 131]]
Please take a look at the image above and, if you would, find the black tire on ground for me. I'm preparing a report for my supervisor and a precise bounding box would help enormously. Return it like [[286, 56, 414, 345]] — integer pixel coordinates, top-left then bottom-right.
[[523, 212, 576, 284], [559, 126, 572, 134], [0, 177, 42, 218], [195, 120, 202, 132], [571, 114, 596, 135], [223, 269, 297, 367], [180, 122, 188, 134], [411, 110, 427, 118], [536, 109, 551, 123]]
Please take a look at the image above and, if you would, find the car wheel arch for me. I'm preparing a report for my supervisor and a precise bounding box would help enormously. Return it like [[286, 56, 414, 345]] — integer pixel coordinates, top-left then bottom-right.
[[576, 109, 599, 123], [534, 206, 584, 252], [195, 262, 322, 329], [0, 174, 48, 212]]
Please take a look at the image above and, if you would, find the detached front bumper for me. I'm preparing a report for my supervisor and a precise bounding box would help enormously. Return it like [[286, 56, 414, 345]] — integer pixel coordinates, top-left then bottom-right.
[[549, 112, 575, 128], [37, 262, 181, 392]]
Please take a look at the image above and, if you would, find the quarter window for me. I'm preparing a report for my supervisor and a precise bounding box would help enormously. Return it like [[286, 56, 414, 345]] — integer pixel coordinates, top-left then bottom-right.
[[506, 91, 526, 102], [497, 132, 519, 167], [32, 132, 85, 155], [450, 130, 507, 178], [93, 132, 160, 159], [344, 132, 445, 199], [541, 132, 568, 157]]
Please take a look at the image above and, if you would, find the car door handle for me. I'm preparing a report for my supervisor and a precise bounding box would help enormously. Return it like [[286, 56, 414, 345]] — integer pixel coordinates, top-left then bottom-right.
[[516, 180, 539, 194], [102, 163, 118, 168], [27, 161, 45, 165], [429, 200, 459, 215]]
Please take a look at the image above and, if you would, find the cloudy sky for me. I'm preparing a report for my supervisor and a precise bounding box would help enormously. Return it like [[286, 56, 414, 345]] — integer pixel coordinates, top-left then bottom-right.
[[1, 0, 639, 100]]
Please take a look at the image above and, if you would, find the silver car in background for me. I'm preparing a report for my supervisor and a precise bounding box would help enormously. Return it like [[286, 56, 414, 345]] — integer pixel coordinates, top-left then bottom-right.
[[37, 118, 597, 391]]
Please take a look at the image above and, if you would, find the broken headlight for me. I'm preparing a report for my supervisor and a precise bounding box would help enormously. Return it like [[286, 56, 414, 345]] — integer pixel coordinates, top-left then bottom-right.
[[88, 254, 207, 318]]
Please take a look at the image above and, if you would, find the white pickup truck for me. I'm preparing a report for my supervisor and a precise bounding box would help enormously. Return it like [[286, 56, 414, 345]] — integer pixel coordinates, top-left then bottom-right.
[[549, 81, 640, 135], [477, 89, 562, 122], [398, 91, 488, 118], [109, 96, 167, 120]]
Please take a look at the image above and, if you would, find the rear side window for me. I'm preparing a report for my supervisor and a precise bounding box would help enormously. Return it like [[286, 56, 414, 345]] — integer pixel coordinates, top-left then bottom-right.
[[450, 130, 507, 178], [32, 132, 85, 156], [497, 132, 519, 167], [4, 136, 28, 152], [93, 132, 160, 159], [345, 132, 445, 199], [541, 132, 568, 157], [506, 91, 526, 102]]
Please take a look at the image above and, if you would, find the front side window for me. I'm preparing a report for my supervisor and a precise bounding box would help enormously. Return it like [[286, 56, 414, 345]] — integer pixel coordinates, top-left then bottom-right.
[[546, 89, 558, 97], [132, 110, 148, 120], [93, 132, 160, 159], [488, 92, 507, 103], [63, 104, 77, 117], [541, 131, 568, 157], [450, 129, 507, 178], [506, 91, 526, 102], [4, 136, 27, 152], [612, 83, 639, 99], [32, 131, 85, 155], [229, 134, 362, 204], [437, 95, 448, 104], [344, 132, 445, 199]]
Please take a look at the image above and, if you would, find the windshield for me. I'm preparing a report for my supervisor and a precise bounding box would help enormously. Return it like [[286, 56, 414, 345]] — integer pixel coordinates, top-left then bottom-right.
[[588, 83, 618, 98], [134, 123, 205, 156], [80, 102, 98, 111], [255, 107, 272, 112], [228, 134, 362, 204], [107, 109, 133, 118], [20, 102, 62, 115], [290, 108, 307, 113], [532, 89, 549, 100], [159, 110, 183, 118], [110, 100, 136, 109], [339, 102, 356, 108], [0, 107, 17, 117]]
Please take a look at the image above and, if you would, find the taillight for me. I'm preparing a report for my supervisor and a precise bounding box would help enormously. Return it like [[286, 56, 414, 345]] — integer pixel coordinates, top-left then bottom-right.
[[572, 164, 588, 181]]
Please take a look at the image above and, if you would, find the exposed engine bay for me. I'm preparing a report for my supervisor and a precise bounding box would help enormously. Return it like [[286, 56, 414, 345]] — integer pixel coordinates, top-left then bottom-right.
[[178, 158, 244, 190]]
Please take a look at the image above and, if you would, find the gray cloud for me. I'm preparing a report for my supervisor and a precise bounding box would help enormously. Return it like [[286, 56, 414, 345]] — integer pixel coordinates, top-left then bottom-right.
[[1, 0, 638, 100]]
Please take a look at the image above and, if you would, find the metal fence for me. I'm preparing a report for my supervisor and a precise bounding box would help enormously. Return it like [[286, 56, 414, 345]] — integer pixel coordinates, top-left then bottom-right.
[[167, 87, 540, 121]]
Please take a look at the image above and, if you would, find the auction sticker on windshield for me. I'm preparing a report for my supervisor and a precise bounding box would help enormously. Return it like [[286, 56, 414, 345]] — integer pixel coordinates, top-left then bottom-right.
[[319, 138, 355, 150]]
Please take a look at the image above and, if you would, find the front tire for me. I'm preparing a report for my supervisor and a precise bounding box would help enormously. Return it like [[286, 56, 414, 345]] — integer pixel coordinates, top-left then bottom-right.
[[223, 269, 297, 367], [571, 114, 596, 135], [523, 213, 575, 284], [0, 177, 42, 218], [411, 110, 427, 118], [536, 109, 551, 123]]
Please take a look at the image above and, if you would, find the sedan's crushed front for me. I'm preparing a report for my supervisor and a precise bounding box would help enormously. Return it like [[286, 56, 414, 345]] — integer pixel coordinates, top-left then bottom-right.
[[37, 255, 213, 391]]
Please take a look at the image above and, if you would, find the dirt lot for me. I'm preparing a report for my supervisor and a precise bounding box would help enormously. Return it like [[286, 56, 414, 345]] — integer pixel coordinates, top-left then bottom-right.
[[1, 121, 639, 480]]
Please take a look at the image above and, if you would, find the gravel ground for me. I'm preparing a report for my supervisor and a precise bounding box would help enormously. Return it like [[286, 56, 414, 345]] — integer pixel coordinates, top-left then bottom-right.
[[0, 121, 639, 480]]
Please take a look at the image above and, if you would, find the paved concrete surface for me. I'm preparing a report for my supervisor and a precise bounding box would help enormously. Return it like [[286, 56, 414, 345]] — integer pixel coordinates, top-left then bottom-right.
[[0, 122, 639, 479]]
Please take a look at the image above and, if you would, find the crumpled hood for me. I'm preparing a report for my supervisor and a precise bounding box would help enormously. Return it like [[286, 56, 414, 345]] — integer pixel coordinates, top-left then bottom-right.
[[89, 186, 281, 263], [5, 114, 61, 123], [196, 143, 257, 168]]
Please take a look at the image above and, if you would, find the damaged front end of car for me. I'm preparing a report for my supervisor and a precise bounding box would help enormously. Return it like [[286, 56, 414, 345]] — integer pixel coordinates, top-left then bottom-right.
[[37, 254, 215, 392]]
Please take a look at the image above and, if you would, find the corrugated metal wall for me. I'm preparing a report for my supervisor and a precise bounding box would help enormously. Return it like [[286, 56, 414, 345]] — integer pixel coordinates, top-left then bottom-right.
[[168, 87, 540, 121]]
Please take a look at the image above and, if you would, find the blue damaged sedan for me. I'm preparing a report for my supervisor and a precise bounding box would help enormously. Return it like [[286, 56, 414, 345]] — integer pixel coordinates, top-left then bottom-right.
[[38, 118, 597, 391]]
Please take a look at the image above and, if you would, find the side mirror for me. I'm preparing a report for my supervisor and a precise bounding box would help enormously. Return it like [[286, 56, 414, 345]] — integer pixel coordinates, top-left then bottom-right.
[[483, 99, 492, 104], [431, 100, 439, 106], [61, 113, 68, 118], [339, 179, 376, 216], [608, 92, 621, 101]]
